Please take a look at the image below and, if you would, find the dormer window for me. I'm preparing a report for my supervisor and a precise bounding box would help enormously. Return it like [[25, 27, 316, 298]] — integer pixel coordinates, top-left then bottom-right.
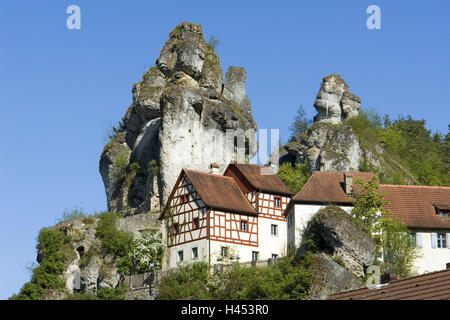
[[433, 204, 450, 218]]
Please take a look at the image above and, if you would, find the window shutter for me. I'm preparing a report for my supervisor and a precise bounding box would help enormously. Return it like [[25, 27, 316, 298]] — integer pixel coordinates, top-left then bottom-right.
[[431, 233, 437, 249], [447, 233, 450, 249], [417, 233, 423, 248]]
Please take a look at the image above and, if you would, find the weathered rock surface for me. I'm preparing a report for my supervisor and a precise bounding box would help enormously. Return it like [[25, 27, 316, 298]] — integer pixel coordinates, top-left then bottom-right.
[[279, 74, 372, 172], [298, 206, 376, 299], [313, 74, 360, 124], [100, 21, 257, 216], [45, 214, 160, 298], [307, 253, 361, 300]]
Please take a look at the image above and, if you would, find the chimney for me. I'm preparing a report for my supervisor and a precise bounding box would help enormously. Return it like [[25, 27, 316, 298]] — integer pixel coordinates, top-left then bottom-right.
[[209, 162, 220, 174], [344, 174, 353, 196]]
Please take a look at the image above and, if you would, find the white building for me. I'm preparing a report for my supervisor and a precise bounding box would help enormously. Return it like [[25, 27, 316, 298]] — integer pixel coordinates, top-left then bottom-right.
[[284, 171, 450, 274], [159, 163, 292, 270]]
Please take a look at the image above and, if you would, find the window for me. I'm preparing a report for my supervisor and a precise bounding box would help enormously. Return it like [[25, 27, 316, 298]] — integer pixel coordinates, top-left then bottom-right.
[[437, 233, 447, 248], [193, 218, 199, 230], [221, 246, 229, 258], [173, 223, 179, 234], [240, 220, 248, 231], [191, 247, 198, 260], [411, 233, 416, 247], [274, 197, 281, 207], [271, 224, 278, 236], [441, 212, 449, 218], [272, 254, 278, 260], [181, 194, 189, 204], [252, 251, 259, 261], [177, 250, 184, 262]]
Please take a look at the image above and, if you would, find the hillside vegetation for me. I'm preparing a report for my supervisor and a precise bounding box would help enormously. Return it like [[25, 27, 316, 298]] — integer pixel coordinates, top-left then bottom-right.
[[345, 109, 449, 186]]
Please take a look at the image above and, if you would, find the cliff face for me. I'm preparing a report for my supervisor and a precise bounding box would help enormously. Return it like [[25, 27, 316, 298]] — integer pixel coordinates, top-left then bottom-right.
[[100, 22, 257, 216], [280, 74, 365, 172], [279, 74, 418, 185]]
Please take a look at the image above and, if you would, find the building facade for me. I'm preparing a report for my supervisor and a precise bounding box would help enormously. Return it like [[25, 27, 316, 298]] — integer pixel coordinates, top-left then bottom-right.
[[284, 171, 450, 274]]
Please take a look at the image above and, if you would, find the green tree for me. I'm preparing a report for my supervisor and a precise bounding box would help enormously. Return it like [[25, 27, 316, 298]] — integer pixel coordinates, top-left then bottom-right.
[[289, 105, 311, 140], [277, 161, 311, 193], [352, 177, 420, 278]]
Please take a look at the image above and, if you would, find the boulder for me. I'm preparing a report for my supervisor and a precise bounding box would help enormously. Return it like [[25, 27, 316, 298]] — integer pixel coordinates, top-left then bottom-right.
[[301, 206, 376, 278], [308, 253, 361, 300]]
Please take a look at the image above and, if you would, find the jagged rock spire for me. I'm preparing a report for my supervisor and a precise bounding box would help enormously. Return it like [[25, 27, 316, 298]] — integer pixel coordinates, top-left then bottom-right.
[[100, 22, 257, 215], [313, 74, 361, 124]]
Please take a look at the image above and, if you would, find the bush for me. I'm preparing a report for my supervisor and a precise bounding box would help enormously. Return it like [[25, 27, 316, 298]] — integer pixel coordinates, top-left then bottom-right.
[[277, 161, 311, 193], [95, 212, 134, 274], [9, 282, 44, 300], [156, 255, 312, 300], [10, 228, 75, 299], [96, 212, 163, 275], [96, 286, 127, 300], [111, 152, 129, 185], [57, 206, 86, 222]]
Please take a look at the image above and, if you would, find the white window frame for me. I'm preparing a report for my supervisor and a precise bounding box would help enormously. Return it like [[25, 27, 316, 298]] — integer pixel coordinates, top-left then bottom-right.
[[274, 197, 281, 208], [252, 251, 259, 261], [177, 250, 184, 262], [191, 247, 198, 260], [437, 233, 447, 248], [271, 224, 278, 236]]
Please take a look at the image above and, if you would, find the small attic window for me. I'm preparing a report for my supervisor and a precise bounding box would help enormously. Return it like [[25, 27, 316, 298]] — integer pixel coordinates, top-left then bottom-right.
[[433, 204, 450, 218]]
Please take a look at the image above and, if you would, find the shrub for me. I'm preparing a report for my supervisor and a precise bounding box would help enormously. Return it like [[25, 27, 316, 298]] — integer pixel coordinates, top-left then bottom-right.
[[10, 228, 75, 299], [95, 212, 134, 274], [96, 286, 127, 300], [57, 206, 86, 222], [111, 152, 129, 185], [129, 230, 164, 274], [156, 254, 312, 300], [9, 282, 44, 300], [277, 161, 311, 193]]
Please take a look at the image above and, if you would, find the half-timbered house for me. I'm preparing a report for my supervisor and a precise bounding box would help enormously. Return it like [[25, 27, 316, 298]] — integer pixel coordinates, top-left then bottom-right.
[[159, 163, 293, 270]]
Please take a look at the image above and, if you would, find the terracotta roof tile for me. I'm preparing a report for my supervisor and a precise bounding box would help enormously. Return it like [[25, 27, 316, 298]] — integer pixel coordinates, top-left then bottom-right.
[[226, 163, 293, 196], [329, 268, 450, 300], [183, 169, 257, 216], [380, 184, 450, 229], [291, 171, 377, 204]]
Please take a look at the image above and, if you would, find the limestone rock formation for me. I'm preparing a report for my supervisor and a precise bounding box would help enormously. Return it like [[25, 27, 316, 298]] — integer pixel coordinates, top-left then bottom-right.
[[298, 206, 376, 299], [313, 74, 361, 124], [279, 74, 370, 172], [100, 22, 257, 215], [307, 253, 361, 300], [41, 214, 160, 298]]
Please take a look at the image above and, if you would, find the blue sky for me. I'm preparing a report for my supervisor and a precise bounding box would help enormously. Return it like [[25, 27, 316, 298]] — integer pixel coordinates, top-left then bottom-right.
[[0, 0, 449, 299]]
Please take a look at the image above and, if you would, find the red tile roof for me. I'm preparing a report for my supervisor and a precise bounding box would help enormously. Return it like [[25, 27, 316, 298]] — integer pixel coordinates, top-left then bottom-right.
[[329, 268, 450, 300], [159, 169, 257, 220], [225, 163, 293, 196], [291, 171, 377, 205], [380, 184, 450, 229]]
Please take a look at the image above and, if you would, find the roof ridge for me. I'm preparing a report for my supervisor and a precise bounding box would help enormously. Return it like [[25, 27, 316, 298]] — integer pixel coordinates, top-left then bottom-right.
[[183, 168, 233, 180], [331, 268, 450, 298]]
